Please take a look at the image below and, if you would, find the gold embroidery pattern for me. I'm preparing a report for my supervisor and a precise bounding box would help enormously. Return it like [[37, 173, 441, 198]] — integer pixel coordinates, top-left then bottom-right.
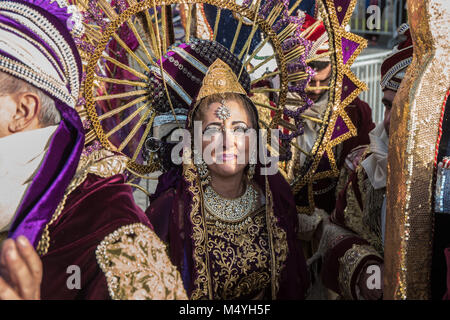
[[335, 162, 352, 198], [251, 93, 272, 127], [343, 164, 382, 254], [196, 59, 247, 102], [206, 208, 271, 299], [183, 163, 212, 299], [318, 220, 355, 258], [338, 244, 382, 300], [265, 178, 288, 298], [96, 223, 187, 300], [84, 149, 129, 178], [184, 163, 289, 299], [36, 149, 129, 256], [361, 178, 384, 254]]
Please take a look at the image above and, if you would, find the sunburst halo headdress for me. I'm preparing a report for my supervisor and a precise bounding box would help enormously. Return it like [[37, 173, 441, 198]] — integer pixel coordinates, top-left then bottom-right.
[[74, 0, 368, 213]]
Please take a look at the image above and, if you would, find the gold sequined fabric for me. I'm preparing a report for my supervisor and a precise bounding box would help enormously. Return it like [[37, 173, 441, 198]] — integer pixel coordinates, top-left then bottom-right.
[[384, 0, 450, 299], [96, 223, 187, 300]]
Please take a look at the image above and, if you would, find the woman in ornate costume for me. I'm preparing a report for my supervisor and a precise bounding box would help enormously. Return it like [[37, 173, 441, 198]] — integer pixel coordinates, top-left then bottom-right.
[[145, 39, 309, 300], [65, 0, 323, 300], [55, 0, 368, 300]]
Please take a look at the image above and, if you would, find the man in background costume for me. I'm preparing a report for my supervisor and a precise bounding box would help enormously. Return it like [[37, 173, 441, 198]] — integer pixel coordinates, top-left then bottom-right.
[[316, 24, 413, 300], [288, 12, 375, 215], [0, 0, 185, 300]]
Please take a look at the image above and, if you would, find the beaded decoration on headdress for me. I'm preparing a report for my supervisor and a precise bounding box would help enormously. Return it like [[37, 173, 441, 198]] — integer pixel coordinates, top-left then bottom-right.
[[0, 0, 84, 107], [146, 39, 251, 122], [298, 12, 330, 62], [380, 23, 413, 91]]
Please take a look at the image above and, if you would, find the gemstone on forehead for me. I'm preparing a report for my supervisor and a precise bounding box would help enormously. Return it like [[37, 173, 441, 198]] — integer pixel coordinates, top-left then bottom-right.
[[215, 101, 231, 121]]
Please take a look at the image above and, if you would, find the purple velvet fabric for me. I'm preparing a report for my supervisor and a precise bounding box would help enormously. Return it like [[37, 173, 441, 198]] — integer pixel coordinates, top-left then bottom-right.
[[316, 151, 332, 173], [147, 165, 310, 300], [166, 56, 205, 99], [9, 102, 84, 247], [26, 0, 73, 26], [0, 0, 83, 80], [206, 214, 271, 299], [339, 97, 375, 168], [40, 173, 152, 299], [178, 42, 219, 69]]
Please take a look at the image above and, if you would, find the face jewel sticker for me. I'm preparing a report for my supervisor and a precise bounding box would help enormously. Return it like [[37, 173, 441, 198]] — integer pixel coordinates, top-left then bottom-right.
[[215, 100, 231, 120]]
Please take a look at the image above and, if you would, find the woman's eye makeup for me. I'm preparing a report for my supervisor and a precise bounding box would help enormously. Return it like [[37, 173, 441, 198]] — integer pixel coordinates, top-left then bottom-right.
[[232, 125, 248, 133], [203, 125, 222, 135], [202, 123, 250, 136]]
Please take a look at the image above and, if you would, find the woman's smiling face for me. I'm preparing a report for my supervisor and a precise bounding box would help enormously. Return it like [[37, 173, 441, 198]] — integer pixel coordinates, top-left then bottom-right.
[[198, 96, 254, 179]]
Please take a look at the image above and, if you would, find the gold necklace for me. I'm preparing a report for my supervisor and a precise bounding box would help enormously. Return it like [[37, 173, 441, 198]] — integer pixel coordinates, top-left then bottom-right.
[[203, 183, 259, 225]]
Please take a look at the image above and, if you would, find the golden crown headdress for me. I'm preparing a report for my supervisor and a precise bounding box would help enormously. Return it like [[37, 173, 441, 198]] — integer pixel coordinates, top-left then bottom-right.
[[197, 59, 247, 102]]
